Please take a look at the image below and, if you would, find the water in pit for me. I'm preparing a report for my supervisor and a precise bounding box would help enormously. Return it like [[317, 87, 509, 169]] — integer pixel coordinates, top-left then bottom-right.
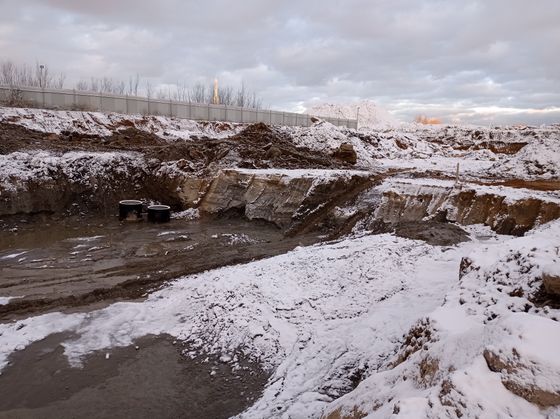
[[0, 212, 324, 318], [0, 333, 269, 419]]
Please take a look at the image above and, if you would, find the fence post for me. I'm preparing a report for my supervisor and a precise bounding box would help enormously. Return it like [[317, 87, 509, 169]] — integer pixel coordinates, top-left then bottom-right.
[[125, 94, 129, 114], [169, 98, 173, 118]]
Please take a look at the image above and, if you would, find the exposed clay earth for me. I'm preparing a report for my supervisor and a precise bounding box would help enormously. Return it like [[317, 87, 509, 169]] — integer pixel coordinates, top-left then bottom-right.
[[0, 107, 559, 419]]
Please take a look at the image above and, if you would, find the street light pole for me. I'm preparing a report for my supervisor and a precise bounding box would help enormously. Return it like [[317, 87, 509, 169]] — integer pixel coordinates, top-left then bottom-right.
[[39, 65, 45, 88]]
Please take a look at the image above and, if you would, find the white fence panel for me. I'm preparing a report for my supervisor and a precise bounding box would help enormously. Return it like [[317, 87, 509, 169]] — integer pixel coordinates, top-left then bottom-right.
[[0, 86, 358, 129]]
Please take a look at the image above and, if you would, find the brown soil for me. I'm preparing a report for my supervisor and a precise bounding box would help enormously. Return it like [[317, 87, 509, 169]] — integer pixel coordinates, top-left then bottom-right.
[[393, 221, 470, 246], [0, 333, 269, 419]]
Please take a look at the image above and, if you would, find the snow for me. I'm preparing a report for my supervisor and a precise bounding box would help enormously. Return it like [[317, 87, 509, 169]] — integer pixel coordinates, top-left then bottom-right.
[[376, 177, 560, 205], [233, 167, 371, 179], [0, 251, 27, 261], [2, 106, 559, 181], [307, 100, 400, 129], [323, 220, 560, 419], [0, 297, 16, 305], [1, 106, 560, 417], [171, 208, 200, 220], [0, 106, 240, 140], [0, 150, 146, 191], [489, 137, 560, 180]]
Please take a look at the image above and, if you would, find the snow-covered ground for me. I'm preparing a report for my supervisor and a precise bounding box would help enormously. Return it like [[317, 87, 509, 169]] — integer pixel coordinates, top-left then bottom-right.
[[1, 106, 559, 417], [376, 177, 560, 205], [3, 222, 558, 418], [324, 220, 560, 419]]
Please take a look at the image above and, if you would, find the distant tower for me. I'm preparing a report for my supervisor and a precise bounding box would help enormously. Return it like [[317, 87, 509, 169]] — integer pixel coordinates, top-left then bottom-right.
[[212, 78, 219, 105]]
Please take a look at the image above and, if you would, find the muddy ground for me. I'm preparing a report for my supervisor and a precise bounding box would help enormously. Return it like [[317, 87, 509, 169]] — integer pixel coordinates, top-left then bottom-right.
[[0, 333, 268, 419], [0, 212, 325, 320]]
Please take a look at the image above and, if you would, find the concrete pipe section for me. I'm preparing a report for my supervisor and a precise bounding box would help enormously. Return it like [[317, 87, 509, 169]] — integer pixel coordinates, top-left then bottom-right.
[[119, 200, 143, 221], [147, 205, 171, 223]]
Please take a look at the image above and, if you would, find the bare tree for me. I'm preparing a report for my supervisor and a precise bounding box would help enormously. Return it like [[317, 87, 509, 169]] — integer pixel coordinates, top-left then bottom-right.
[[53, 72, 66, 89], [189, 82, 206, 104], [155, 87, 170, 100], [172, 80, 188, 102], [0, 61, 65, 89], [145, 80, 153, 98], [127, 74, 140, 96], [75, 80, 88, 91]]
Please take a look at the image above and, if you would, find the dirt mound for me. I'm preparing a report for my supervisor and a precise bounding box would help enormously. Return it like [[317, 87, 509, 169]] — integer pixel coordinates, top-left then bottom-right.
[[223, 123, 350, 169], [0, 121, 351, 171], [394, 221, 470, 246]]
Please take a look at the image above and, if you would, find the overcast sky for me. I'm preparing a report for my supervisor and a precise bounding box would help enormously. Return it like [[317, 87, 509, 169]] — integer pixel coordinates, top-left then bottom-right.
[[1, 0, 559, 125]]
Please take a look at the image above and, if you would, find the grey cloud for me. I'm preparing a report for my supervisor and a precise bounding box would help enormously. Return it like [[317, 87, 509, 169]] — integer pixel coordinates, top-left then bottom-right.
[[0, 0, 559, 125]]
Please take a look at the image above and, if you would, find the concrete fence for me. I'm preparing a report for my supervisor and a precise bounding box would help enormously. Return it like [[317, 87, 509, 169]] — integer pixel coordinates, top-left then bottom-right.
[[0, 85, 357, 129]]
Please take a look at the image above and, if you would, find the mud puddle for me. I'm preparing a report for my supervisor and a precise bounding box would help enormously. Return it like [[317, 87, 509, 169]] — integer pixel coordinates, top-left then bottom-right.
[[0, 212, 324, 319], [0, 333, 268, 419]]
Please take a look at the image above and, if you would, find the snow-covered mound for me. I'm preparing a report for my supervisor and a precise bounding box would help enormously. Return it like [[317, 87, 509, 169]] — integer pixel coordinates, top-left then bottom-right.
[[307, 100, 400, 129], [323, 220, 560, 419], [0, 107, 240, 140], [488, 137, 560, 179], [0, 150, 145, 191]]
